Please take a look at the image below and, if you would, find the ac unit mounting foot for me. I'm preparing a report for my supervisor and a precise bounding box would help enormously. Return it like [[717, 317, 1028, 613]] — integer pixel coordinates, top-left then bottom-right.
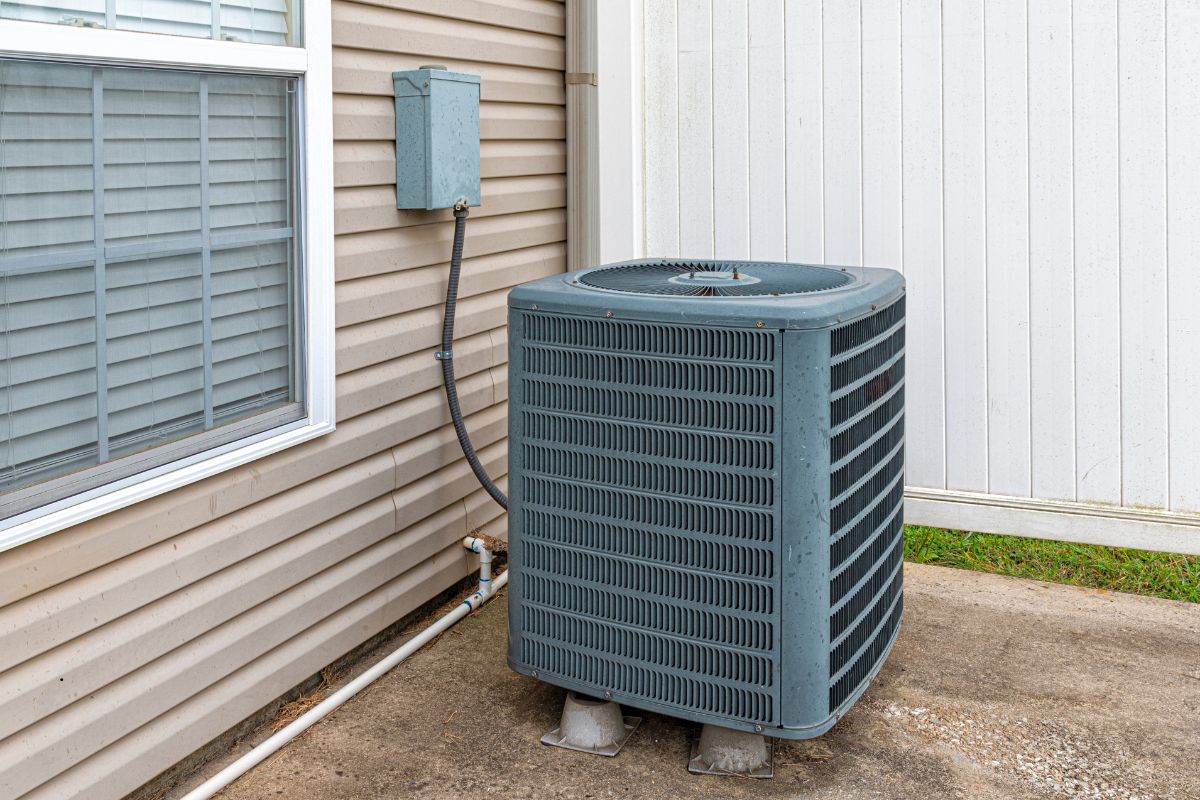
[[540, 691, 640, 757], [688, 724, 774, 779]]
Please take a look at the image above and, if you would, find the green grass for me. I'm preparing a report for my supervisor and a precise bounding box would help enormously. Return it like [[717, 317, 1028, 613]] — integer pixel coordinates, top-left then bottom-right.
[[904, 526, 1200, 604]]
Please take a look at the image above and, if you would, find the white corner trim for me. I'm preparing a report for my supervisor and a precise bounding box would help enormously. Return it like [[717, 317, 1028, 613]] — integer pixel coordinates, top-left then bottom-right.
[[0, 1, 336, 553], [595, 0, 644, 264], [905, 487, 1200, 556], [301, 0, 335, 431]]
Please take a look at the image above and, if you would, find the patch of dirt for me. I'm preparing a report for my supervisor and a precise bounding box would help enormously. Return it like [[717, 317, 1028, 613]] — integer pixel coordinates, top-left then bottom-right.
[[870, 699, 1175, 800], [271, 666, 340, 733]]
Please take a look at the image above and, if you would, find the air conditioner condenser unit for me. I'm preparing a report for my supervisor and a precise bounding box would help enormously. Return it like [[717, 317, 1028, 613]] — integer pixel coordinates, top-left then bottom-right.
[[506, 260, 906, 740]]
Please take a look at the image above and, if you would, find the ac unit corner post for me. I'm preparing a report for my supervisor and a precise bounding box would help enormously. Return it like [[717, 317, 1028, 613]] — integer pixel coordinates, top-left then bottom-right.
[[778, 322, 835, 735], [505, 262, 906, 740]]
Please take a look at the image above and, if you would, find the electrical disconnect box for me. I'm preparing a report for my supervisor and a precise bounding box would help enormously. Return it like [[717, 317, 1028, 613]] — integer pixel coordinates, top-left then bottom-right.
[[393, 66, 482, 210]]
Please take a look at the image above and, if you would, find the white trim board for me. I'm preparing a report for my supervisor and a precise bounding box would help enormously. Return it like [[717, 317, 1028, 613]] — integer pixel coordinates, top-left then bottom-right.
[[906, 488, 1200, 556], [0, 19, 307, 73]]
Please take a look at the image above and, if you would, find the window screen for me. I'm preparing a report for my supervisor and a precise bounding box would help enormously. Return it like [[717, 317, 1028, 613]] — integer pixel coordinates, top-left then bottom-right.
[[0, 0, 296, 45], [0, 59, 303, 515]]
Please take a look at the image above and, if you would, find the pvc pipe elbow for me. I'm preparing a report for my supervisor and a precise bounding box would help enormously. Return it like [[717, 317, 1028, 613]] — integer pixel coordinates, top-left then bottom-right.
[[462, 535, 493, 563]]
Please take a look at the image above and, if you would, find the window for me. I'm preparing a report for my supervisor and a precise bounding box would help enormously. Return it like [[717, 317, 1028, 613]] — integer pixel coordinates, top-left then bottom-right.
[[1, 0, 298, 45], [0, 0, 332, 549]]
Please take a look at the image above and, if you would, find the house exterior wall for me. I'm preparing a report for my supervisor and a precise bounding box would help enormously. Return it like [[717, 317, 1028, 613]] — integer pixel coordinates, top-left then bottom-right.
[[0, 2, 564, 798], [598, 0, 1200, 555]]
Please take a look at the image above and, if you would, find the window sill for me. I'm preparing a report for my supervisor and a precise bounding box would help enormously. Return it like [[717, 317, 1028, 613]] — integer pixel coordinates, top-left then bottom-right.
[[0, 415, 335, 553]]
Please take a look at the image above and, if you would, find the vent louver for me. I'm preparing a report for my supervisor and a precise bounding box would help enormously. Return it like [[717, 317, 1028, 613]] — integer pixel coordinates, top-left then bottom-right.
[[507, 260, 905, 740], [515, 314, 781, 726], [828, 296, 906, 714]]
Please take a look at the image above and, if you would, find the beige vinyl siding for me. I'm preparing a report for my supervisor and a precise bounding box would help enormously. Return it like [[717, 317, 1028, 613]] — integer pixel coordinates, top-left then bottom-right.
[[0, 2, 565, 798]]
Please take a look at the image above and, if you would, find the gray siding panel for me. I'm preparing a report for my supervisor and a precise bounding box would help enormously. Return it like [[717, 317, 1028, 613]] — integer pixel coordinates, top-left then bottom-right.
[[0, 2, 562, 797]]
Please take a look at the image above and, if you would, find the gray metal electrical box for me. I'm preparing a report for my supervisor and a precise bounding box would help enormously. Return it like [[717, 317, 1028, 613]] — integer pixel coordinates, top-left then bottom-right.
[[392, 67, 481, 210]]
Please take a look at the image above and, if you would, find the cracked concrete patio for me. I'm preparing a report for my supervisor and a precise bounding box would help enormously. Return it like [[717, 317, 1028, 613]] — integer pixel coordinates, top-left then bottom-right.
[[175, 563, 1200, 800]]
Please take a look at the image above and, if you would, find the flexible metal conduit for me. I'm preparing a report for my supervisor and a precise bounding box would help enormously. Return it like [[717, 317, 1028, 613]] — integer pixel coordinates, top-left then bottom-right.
[[440, 204, 510, 511], [180, 538, 505, 800]]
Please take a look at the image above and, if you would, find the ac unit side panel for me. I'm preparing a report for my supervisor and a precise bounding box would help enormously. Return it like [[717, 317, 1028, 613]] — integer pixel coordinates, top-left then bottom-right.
[[824, 294, 907, 723], [506, 307, 786, 733]]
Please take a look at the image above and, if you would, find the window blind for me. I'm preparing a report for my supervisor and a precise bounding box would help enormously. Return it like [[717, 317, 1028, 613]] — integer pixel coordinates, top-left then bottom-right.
[[208, 75, 293, 426], [0, 59, 301, 511], [0, 62, 99, 489], [0, 0, 292, 45]]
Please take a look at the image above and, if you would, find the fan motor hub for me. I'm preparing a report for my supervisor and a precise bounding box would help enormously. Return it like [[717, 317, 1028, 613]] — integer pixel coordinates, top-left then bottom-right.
[[668, 270, 761, 287]]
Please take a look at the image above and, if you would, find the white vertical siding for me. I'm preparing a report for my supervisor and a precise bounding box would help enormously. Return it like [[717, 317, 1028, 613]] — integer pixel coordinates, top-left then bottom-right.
[[1073, 0, 1122, 505], [783, 0, 824, 263], [941, 0, 987, 493], [860, 0, 902, 271], [1118, 0, 1169, 510], [820, 0, 860, 265], [898, 0, 945, 491], [642, 0, 679, 255], [1166, 3, 1200, 512], [711, 0, 749, 258], [600, 0, 1200, 552], [1028, 0, 1077, 501], [747, 0, 785, 260], [983, 0, 1031, 498], [677, 0, 714, 257]]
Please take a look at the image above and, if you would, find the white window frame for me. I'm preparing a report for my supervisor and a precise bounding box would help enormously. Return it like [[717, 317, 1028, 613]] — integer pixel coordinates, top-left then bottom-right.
[[0, 10, 334, 552]]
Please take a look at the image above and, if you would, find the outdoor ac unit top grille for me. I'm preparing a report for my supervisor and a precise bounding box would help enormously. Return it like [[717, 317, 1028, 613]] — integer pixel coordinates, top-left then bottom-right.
[[578, 260, 854, 297], [515, 312, 782, 726], [827, 297, 906, 715]]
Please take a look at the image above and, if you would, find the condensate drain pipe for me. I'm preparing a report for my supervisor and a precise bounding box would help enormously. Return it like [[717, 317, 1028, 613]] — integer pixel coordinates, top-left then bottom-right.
[[463, 534, 493, 603], [180, 537, 506, 800]]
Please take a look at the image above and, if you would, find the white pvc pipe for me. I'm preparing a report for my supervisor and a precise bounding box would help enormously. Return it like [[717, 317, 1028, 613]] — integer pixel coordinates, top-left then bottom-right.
[[463, 534, 493, 589], [181, 539, 507, 800]]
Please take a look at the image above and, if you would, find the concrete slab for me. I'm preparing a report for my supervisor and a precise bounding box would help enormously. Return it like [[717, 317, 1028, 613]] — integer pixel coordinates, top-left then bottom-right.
[[207, 564, 1200, 800]]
